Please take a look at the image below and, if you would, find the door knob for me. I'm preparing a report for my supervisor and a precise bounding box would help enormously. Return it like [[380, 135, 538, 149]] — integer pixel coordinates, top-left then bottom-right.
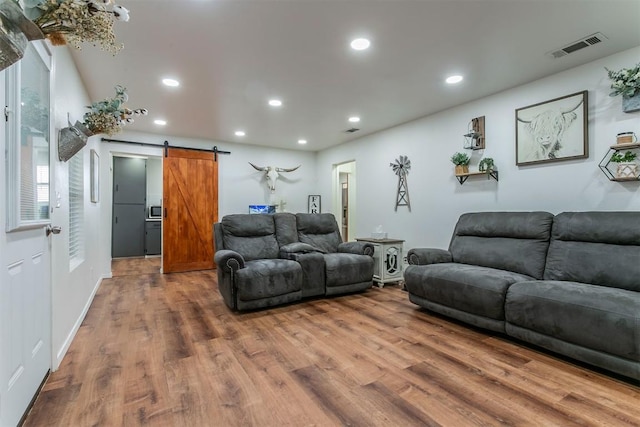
[[46, 225, 62, 236]]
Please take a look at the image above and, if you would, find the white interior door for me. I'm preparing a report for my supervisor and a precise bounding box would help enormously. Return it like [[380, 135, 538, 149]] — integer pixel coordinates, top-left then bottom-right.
[[0, 42, 53, 427]]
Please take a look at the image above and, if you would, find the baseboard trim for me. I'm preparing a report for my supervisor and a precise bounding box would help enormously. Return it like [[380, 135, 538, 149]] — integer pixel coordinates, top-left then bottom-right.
[[52, 275, 104, 370]]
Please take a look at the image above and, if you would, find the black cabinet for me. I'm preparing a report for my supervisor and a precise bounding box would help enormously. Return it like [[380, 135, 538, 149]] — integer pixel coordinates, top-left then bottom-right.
[[113, 157, 147, 204], [145, 221, 162, 255], [112, 204, 146, 257], [112, 157, 147, 257]]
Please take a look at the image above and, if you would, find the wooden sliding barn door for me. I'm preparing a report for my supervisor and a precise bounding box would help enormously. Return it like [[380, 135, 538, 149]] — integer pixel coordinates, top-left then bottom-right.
[[163, 148, 218, 273]]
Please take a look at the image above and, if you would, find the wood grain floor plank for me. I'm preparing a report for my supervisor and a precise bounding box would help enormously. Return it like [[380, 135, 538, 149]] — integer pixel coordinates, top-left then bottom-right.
[[22, 258, 640, 426], [218, 338, 337, 425], [291, 365, 376, 426]]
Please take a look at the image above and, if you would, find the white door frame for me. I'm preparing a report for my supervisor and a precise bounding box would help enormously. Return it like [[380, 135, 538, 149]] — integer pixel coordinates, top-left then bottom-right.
[[332, 160, 356, 241]]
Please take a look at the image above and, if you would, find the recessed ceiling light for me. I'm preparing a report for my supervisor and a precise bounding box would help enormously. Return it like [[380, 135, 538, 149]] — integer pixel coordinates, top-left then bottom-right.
[[348, 116, 360, 123], [154, 119, 167, 126], [235, 130, 246, 137], [268, 99, 282, 107], [350, 38, 370, 51], [298, 139, 307, 145], [446, 75, 464, 84], [162, 78, 180, 87]]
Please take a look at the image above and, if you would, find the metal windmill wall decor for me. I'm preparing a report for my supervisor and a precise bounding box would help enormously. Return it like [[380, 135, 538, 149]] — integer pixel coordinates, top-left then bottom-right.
[[390, 155, 411, 212]]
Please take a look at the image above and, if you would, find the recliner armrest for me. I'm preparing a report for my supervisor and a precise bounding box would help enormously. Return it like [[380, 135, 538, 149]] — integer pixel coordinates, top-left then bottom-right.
[[279, 242, 326, 259], [407, 248, 452, 265], [338, 241, 374, 257], [214, 250, 245, 272]]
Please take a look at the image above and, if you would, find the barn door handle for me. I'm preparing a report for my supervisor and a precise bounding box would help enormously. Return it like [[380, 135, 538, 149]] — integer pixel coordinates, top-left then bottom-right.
[[46, 225, 62, 236]]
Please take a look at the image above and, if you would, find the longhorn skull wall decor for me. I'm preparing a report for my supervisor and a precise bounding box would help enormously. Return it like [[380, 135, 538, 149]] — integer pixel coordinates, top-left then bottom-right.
[[249, 163, 301, 193]]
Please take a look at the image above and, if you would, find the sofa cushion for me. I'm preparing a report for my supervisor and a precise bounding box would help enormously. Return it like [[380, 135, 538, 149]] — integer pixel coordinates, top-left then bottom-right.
[[404, 263, 535, 321], [296, 213, 342, 253], [324, 253, 373, 288], [449, 211, 553, 279], [221, 214, 279, 261], [274, 212, 299, 246], [506, 281, 640, 362], [235, 259, 302, 301], [544, 212, 640, 292]]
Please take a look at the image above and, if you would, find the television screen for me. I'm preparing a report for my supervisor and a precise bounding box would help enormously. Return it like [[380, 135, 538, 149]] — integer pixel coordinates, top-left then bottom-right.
[[249, 205, 276, 214]]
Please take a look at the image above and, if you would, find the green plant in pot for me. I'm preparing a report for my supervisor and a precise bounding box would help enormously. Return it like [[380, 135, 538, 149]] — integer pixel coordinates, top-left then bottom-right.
[[605, 63, 640, 113], [451, 152, 470, 175], [478, 157, 495, 173], [610, 150, 638, 179]]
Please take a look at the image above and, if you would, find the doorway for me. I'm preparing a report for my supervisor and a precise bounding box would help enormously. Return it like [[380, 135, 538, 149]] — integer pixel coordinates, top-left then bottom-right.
[[333, 161, 356, 241], [111, 155, 163, 259]]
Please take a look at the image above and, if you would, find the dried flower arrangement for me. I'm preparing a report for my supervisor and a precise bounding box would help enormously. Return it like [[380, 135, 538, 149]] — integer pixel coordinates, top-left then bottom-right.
[[24, 0, 129, 54], [83, 85, 146, 135]]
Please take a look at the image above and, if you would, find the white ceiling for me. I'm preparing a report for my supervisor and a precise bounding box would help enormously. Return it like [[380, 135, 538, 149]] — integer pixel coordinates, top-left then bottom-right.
[[70, 0, 640, 152]]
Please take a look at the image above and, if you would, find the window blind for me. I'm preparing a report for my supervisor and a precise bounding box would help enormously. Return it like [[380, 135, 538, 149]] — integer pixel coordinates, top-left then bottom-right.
[[69, 154, 85, 269]]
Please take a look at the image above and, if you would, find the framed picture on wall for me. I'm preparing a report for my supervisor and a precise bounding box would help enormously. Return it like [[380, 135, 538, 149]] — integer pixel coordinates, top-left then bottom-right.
[[308, 195, 321, 213], [515, 90, 588, 166], [90, 149, 99, 203]]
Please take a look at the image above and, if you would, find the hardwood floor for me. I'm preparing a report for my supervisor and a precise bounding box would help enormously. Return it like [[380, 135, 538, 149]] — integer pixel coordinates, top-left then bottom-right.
[[24, 259, 640, 426]]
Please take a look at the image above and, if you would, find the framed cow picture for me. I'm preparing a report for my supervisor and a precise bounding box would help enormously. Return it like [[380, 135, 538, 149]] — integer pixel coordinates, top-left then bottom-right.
[[515, 90, 588, 166]]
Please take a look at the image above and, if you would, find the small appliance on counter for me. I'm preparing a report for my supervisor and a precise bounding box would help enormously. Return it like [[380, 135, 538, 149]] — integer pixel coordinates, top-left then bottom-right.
[[148, 205, 162, 219]]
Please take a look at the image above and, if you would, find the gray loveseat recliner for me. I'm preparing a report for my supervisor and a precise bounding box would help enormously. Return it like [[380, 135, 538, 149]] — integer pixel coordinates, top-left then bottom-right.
[[214, 212, 374, 311], [404, 211, 640, 381]]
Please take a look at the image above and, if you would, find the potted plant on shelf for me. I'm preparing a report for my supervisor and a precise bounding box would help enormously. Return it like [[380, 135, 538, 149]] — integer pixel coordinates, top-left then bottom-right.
[[609, 150, 638, 179], [478, 157, 495, 173], [451, 152, 470, 175], [605, 63, 640, 113]]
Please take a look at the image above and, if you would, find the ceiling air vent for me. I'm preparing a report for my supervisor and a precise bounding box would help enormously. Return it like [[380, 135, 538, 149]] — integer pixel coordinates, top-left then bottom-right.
[[546, 32, 607, 59], [345, 128, 360, 133]]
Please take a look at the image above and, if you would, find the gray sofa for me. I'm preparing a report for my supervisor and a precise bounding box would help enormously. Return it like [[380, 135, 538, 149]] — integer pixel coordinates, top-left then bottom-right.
[[404, 211, 640, 381], [214, 212, 374, 311]]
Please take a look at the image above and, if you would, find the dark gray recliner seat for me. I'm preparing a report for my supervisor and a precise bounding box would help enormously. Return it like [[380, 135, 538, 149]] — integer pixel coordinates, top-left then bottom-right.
[[213, 212, 374, 311], [294, 213, 374, 296], [214, 214, 303, 311], [404, 210, 640, 381], [505, 212, 640, 380], [404, 211, 554, 333]]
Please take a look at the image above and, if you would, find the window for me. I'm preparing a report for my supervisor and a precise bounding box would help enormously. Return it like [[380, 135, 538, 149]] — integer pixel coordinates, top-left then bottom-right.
[[69, 153, 85, 269], [5, 43, 51, 231]]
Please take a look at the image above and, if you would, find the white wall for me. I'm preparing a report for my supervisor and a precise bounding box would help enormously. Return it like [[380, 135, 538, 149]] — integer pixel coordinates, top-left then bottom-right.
[[316, 46, 640, 255], [49, 47, 109, 368], [100, 130, 317, 215], [146, 157, 163, 208]]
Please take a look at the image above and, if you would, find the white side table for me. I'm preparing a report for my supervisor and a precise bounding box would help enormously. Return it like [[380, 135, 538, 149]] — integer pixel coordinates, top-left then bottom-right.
[[356, 238, 404, 288]]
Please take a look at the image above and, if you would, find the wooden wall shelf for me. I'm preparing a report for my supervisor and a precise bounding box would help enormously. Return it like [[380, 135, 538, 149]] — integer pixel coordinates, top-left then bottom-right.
[[598, 143, 640, 182], [455, 170, 499, 185]]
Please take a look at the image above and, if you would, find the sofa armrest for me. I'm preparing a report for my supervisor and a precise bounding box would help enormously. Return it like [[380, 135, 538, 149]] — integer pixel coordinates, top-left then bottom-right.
[[407, 248, 452, 265], [338, 241, 374, 257], [214, 249, 245, 273], [279, 242, 326, 260]]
